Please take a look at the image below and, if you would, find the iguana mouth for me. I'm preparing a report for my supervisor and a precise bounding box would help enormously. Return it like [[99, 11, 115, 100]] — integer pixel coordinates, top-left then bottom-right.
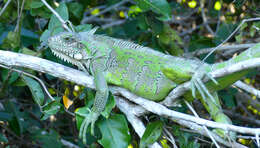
[[48, 35, 84, 60], [51, 49, 80, 66]]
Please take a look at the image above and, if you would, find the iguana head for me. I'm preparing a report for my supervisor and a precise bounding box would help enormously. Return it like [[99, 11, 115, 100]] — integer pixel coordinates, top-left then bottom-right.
[[48, 32, 86, 64], [47, 27, 98, 64]]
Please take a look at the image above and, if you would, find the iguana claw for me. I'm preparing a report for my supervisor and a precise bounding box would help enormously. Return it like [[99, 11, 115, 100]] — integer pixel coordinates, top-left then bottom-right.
[[190, 66, 218, 105], [78, 110, 100, 144]]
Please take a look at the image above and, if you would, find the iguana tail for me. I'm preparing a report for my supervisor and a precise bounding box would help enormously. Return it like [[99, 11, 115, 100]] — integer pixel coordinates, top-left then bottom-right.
[[205, 43, 260, 92]]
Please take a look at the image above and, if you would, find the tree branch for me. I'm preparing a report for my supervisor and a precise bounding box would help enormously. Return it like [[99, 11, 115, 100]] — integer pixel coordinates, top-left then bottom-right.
[[0, 50, 260, 143]]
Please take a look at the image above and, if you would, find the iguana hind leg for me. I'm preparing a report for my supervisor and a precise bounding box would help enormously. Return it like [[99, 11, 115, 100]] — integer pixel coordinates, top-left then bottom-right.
[[190, 65, 218, 105], [193, 91, 236, 139]]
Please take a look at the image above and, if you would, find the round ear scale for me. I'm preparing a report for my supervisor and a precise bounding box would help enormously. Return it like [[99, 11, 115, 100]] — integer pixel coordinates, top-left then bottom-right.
[[74, 53, 83, 60]]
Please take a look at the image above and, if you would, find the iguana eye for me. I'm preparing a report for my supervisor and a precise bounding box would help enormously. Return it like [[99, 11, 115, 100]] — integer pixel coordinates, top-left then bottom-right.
[[64, 37, 76, 43], [64, 37, 70, 41]]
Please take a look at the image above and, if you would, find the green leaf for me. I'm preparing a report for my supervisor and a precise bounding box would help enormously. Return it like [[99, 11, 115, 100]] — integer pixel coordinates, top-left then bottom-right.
[[21, 47, 39, 56], [219, 88, 237, 108], [172, 126, 200, 148], [101, 94, 116, 118], [1, 69, 19, 85], [40, 29, 51, 43], [41, 99, 62, 120], [22, 75, 45, 106], [188, 36, 216, 63], [240, 22, 248, 31], [75, 106, 90, 130], [30, 1, 44, 8], [9, 116, 23, 136], [48, 2, 68, 33], [98, 114, 130, 148], [30, 6, 52, 18], [68, 2, 84, 19], [140, 121, 163, 148], [83, 88, 95, 107], [2, 31, 20, 49], [214, 23, 236, 44], [0, 112, 12, 121], [134, 0, 171, 21], [0, 133, 8, 143], [31, 129, 62, 148], [158, 24, 183, 56], [3, 101, 23, 136], [235, 33, 243, 43]]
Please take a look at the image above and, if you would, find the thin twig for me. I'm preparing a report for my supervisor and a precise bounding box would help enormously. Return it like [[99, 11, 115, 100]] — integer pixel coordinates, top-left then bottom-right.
[[163, 127, 178, 148], [0, 0, 11, 17], [101, 20, 126, 29], [190, 43, 256, 56], [60, 139, 79, 148], [224, 109, 260, 126], [15, 0, 25, 32], [40, 0, 72, 32], [0, 63, 76, 117], [202, 17, 260, 62], [64, 107, 75, 116], [256, 134, 260, 147], [0, 63, 55, 101], [0, 124, 39, 147], [200, 0, 214, 35], [215, 9, 221, 34], [234, 80, 260, 98], [119, 97, 244, 147], [81, 0, 129, 24], [184, 101, 220, 148]]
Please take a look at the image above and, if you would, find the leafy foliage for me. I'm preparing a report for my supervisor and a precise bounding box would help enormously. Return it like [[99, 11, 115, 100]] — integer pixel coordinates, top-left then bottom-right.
[[0, 0, 260, 147]]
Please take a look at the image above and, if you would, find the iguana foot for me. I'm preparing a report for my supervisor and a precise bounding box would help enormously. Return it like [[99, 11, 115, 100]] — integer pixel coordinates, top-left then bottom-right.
[[213, 113, 236, 140], [190, 66, 218, 104], [77, 110, 100, 144]]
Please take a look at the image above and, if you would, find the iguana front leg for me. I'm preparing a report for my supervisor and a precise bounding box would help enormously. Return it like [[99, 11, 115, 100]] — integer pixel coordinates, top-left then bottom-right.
[[78, 69, 109, 144]]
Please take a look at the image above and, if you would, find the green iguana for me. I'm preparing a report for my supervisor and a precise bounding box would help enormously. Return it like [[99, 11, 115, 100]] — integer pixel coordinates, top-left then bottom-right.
[[47, 27, 260, 143]]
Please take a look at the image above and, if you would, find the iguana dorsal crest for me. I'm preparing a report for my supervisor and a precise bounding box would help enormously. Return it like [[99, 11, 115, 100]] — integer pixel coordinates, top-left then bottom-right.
[[79, 27, 99, 37]]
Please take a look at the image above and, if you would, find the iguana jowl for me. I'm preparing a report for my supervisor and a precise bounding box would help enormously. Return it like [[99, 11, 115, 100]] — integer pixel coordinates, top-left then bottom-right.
[[48, 27, 260, 143]]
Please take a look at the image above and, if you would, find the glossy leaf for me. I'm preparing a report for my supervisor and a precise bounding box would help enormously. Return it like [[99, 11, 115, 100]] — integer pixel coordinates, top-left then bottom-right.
[[30, 1, 44, 8], [31, 129, 62, 148], [0, 112, 12, 121], [140, 120, 163, 148], [134, 0, 171, 21], [41, 99, 62, 120], [75, 106, 90, 130], [98, 114, 131, 148], [0, 133, 8, 143], [22, 75, 45, 106], [48, 2, 68, 34]]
